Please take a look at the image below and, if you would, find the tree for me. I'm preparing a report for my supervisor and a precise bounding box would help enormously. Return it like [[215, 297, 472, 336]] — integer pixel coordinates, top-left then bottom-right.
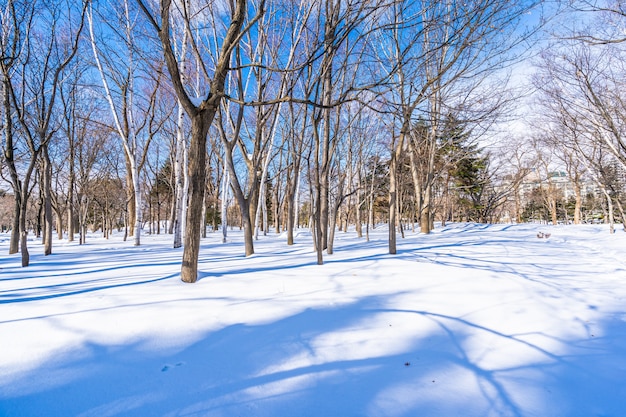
[[74, 125, 111, 244], [58, 60, 95, 242], [533, 32, 626, 230], [88, 0, 164, 246], [568, 1, 626, 44], [1, 0, 88, 265], [137, 0, 263, 283], [538, 4, 626, 171], [0, 0, 24, 254], [378, 0, 540, 254], [304, 0, 383, 264], [450, 144, 488, 221]]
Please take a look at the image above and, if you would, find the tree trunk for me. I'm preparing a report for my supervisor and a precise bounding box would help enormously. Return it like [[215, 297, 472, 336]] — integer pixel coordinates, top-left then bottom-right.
[[43, 146, 53, 256], [420, 184, 432, 234], [222, 137, 255, 256], [262, 184, 269, 235], [242, 205, 254, 256], [314, 203, 324, 265], [327, 173, 344, 255], [36, 191, 43, 239], [56, 208, 63, 241], [201, 192, 207, 239], [130, 154, 142, 246], [19, 199, 29, 266], [574, 183, 582, 225], [286, 157, 301, 245], [221, 166, 229, 243], [4, 80, 20, 254], [389, 138, 400, 254], [549, 195, 558, 226], [124, 156, 136, 239], [181, 114, 211, 283], [614, 197, 626, 232], [286, 193, 295, 245], [10, 197, 20, 254], [355, 167, 363, 238], [173, 100, 186, 248], [273, 179, 280, 234], [67, 177, 75, 241], [603, 189, 615, 234], [367, 165, 375, 242]]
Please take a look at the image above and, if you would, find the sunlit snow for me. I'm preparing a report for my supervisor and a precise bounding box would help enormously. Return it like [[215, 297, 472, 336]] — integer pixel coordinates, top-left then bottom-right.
[[1, 223, 626, 416]]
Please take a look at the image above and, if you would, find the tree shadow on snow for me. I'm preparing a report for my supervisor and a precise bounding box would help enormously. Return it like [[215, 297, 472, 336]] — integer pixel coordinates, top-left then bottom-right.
[[3, 293, 626, 417]]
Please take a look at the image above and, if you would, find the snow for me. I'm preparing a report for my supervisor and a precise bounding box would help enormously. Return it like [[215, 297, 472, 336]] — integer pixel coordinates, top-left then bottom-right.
[[1, 223, 626, 416]]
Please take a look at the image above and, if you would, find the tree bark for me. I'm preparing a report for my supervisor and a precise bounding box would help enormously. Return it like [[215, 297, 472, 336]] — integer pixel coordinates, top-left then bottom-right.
[[67, 166, 75, 241], [181, 113, 211, 282], [574, 183, 582, 225], [42, 145, 53, 255], [173, 100, 186, 248], [137, 0, 251, 282]]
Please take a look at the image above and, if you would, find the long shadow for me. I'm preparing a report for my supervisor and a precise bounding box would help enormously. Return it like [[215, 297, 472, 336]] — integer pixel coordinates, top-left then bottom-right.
[[0, 296, 234, 325], [2, 224, 625, 416], [0, 245, 184, 282], [2, 290, 625, 416], [0, 295, 523, 417], [0, 242, 317, 303], [384, 228, 620, 295], [0, 273, 179, 304]]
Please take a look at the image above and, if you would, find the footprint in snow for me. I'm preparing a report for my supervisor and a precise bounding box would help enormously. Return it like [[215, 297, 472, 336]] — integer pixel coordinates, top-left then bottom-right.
[[161, 362, 185, 372]]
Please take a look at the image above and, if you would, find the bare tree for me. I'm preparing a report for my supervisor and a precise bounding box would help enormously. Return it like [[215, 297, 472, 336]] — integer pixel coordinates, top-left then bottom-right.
[[567, 1, 626, 44], [304, 0, 384, 264], [528, 1, 626, 229], [531, 137, 562, 225], [88, 0, 163, 246], [58, 60, 95, 242], [377, 0, 539, 254], [0, 0, 24, 254], [283, 100, 309, 246], [1, 0, 88, 265], [534, 73, 625, 231], [137, 0, 263, 283]]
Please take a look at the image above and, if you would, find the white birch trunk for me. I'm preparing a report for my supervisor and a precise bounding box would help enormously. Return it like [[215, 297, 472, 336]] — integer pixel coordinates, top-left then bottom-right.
[[221, 165, 230, 243], [127, 33, 141, 246], [182, 143, 189, 239], [88, 4, 141, 246], [173, 100, 186, 248], [172, 26, 188, 248], [602, 188, 615, 233], [130, 152, 141, 246], [294, 168, 301, 230], [262, 190, 268, 235], [253, 145, 274, 240], [252, 16, 307, 239]]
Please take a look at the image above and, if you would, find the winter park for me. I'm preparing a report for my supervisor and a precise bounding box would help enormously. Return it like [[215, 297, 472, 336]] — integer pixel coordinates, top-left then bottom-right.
[[2, 223, 626, 416], [2, 1, 626, 416]]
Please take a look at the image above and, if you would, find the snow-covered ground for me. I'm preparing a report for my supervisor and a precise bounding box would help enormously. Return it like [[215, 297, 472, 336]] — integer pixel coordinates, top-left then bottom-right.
[[1, 223, 626, 417]]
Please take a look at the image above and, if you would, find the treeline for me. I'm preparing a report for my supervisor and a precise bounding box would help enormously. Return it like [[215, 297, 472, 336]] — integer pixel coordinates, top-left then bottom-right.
[[529, 1, 626, 233], [1, 0, 544, 280]]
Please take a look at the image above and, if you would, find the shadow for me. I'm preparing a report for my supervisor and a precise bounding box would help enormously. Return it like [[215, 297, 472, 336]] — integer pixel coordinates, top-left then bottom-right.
[[0, 240, 317, 303], [0, 243, 184, 304], [3, 289, 625, 417], [0, 273, 178, 304], [0, 295, 508, 416], [388, 224, 626, 297], [0, 243, 184, 282], [2, 224, 626, 416]]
